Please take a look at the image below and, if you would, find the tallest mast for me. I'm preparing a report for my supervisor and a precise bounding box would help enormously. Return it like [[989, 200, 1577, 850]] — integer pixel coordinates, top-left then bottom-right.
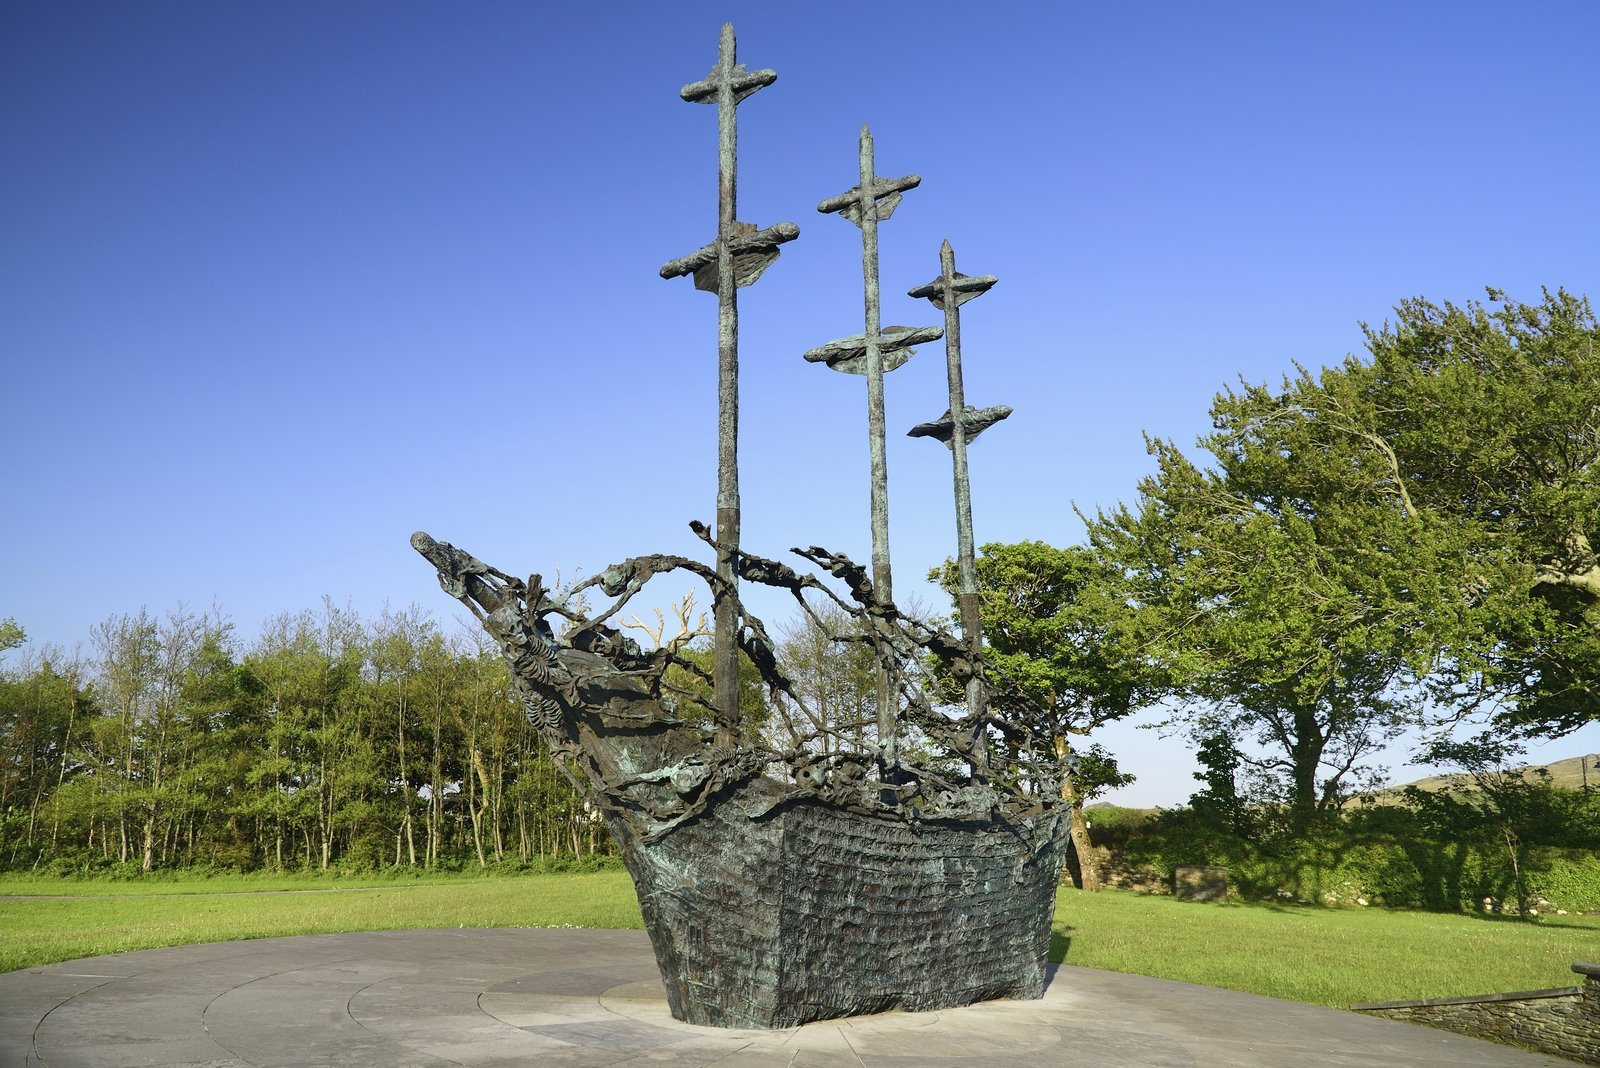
[[660, 24, 798, 742]]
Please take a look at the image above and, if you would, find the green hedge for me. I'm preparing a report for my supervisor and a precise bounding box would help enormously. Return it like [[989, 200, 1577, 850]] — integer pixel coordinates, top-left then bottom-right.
[[1096, 805, 1600, 913], [1530, 856, 1600, 912]]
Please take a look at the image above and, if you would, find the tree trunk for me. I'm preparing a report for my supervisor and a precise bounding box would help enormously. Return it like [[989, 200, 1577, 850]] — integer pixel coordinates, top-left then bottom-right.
[[1055, 744, 1103, 892], [465, 740, 492, 868], [466, 769, 487, 869], [1067, 801, 1101, 891], [1504, 826, 1532, 921], [1288, 708, 1325, 834], [491, 749, 505, 862], [397, 693, 417, 866], [26, 789, 41, 846], [427, 721, 443, 868]]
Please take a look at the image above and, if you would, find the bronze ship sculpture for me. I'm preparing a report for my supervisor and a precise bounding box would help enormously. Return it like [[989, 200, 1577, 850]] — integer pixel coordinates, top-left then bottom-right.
[[413, 23, 1071, 1030]]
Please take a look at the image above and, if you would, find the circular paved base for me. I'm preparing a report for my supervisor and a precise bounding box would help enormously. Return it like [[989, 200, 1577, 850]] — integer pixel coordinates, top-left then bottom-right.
[[0, 928, 1569, 1067]]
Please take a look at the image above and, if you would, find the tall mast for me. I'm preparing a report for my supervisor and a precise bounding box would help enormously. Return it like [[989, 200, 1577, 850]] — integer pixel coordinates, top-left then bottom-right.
[[909, 240, 1009, 781], [660, 23, 798, 743], [807, 127, 940, 772]]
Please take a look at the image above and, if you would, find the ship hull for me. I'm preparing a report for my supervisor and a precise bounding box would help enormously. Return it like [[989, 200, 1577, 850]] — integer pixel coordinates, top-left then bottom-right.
[[613, 782, 1069, 1029]]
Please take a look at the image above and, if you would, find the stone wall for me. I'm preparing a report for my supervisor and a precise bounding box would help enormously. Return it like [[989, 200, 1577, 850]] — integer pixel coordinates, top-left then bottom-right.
[[1352, 962, 1599, 1065], [1173, 865, 1228, 901]]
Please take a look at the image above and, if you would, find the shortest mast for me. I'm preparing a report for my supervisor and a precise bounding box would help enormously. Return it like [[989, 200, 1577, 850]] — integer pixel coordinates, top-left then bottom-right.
[[660, 23, 798, 743], [908, 240, 1007, 781]]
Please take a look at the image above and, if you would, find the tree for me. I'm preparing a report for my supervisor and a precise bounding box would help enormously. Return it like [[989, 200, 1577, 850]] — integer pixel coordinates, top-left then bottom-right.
[[935, 541, 1148, 889], [1186, 727, 1248, 833], [1354, 289, 1600, 735], [172, 632, 260, 867], [368, 606, 435, 867], [770, 602, 878, 754], [616, 591, 770, 740], [0, 647, 93, 863], [243, 603, 375, 871], [1086, 361, 1459, 831], [80, 607, 237, 870], [0, 618, 24, 657], [1086, 288, 1600, 828]]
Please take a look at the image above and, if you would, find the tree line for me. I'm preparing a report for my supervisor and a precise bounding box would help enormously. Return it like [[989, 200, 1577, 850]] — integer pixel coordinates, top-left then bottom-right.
[[0, 590, 888, 874], [0, 603, 607, 873]]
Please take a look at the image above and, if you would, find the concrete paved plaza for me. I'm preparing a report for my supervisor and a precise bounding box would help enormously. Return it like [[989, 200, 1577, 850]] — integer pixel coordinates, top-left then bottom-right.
[[0, 928, 1575, 1066]]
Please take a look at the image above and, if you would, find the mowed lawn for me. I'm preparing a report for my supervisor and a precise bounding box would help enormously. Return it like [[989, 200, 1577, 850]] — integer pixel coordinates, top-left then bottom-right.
[[3, 873, 1597, 1009], [0, 871, 643, 975], [1051, 887, 1600, 1007]]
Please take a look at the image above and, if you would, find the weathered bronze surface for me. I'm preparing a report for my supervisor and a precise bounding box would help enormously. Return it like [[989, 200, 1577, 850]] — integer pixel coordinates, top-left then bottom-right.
[[413, 22, 1070, 1031], [412, 528, 1068, 1028]]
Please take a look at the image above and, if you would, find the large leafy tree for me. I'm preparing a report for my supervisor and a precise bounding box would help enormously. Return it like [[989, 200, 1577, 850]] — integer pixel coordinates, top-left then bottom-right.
[[935, 541, 1150, 888], [1087, 288, 1598, 831], [1087, 368, 1461, 831], [1357, 289, 1600, 734]]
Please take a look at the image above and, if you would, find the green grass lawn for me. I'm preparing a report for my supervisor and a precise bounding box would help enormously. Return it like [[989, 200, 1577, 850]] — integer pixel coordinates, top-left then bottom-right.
[[1053, 887, 1600, 1007], [3, 873, 1596, 1010], [0, 871, 642, 974]]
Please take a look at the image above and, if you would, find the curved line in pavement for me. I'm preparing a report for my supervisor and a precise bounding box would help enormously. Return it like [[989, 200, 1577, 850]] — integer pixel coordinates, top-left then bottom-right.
[[199, 953, 370, 1066]]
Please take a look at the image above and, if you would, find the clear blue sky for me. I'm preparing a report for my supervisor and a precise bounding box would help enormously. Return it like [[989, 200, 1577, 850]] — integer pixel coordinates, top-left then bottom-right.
[[4, 1, 1598, 804]]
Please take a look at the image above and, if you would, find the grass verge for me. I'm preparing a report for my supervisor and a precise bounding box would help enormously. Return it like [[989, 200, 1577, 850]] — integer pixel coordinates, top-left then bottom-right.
[[4, 874, 1596, 1010]]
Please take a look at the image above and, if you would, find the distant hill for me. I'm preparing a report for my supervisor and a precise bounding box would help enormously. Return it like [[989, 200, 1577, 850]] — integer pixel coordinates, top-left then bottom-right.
[[1384, 753, 1600, 795], [1086, 754, 1600, 813]]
